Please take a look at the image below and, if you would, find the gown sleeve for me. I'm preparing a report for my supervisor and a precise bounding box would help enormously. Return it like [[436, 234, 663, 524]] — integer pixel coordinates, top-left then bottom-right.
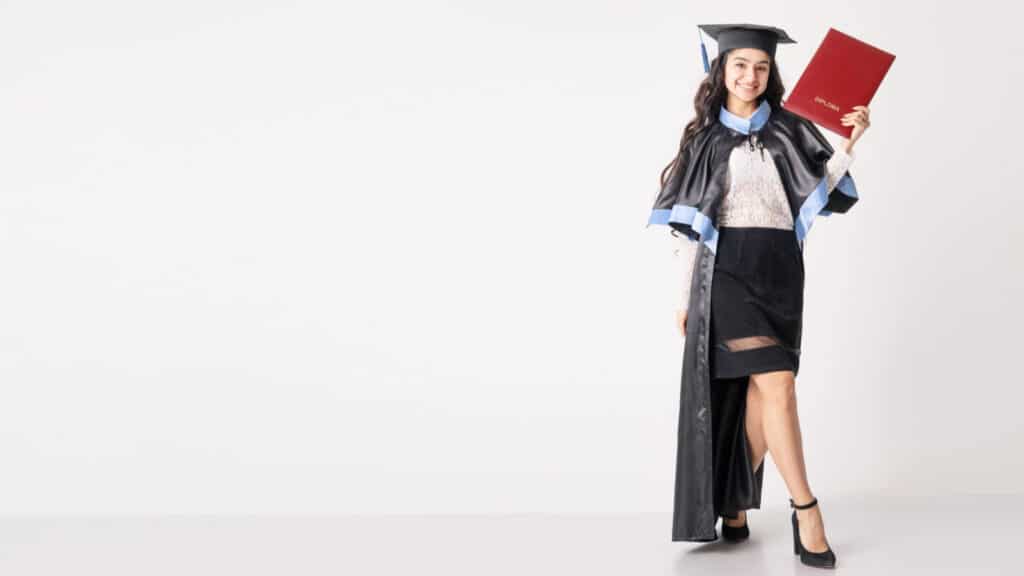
[[791, 115, 860, 217], [673, 232, 700, 310], [647, 128, 729, 253]]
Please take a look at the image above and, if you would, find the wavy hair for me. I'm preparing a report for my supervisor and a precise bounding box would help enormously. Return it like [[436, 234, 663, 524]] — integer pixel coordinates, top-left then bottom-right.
[[658, 50, 787, 190]]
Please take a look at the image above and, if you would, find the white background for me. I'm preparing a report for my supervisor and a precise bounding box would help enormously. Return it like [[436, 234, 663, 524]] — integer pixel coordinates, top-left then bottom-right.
[[0, 0, 1019, 516]]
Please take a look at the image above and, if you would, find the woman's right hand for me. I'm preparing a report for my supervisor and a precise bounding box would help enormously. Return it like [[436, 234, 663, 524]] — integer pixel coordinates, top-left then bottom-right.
[[675, 308, 688, 337]]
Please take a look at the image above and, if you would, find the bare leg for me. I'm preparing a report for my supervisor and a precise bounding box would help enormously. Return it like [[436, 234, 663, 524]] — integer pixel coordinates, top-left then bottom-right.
[[723, 378, 766, 528], [750, 370, 830, 553]]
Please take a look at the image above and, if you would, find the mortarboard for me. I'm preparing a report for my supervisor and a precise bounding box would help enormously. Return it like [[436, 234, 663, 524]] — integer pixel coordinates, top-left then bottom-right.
[[697, 24, 797, 73]]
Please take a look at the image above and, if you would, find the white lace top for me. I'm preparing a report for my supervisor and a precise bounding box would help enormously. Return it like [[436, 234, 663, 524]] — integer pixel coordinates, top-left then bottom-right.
[[674, 141, 855, 308]]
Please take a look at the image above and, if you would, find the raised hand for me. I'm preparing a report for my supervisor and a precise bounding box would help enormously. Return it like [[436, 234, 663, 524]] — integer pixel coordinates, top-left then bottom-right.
[[840, 105, 871, 151]]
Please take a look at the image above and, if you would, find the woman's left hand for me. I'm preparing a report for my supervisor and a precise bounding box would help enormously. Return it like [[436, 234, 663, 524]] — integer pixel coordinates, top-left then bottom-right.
[[841, 106, 871, 151]]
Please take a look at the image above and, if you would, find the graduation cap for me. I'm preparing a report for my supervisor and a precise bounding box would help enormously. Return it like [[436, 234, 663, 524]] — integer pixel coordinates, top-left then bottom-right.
[[697, 24, 797, 73]]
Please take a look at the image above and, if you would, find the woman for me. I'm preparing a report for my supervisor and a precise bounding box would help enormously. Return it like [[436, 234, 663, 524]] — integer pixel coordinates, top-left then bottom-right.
[[646, 24, 871, 569]]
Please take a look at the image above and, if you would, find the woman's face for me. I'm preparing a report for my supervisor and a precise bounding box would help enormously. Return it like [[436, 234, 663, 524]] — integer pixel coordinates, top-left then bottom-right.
[[723, 48, 771, 103]]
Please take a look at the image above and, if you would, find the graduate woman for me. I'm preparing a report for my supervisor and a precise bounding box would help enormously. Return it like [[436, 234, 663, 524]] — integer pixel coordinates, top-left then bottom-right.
[[646, 24, 871, 569]]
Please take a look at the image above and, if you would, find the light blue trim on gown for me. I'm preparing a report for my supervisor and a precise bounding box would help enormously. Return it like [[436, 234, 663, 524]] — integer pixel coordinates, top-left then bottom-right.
[[647, 206, 720, 254], [795, 170, 858, 243], [717, 99, 772, 134]]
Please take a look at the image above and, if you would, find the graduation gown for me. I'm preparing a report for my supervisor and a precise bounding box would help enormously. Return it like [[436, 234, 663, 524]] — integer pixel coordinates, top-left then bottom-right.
[[647, 99, 859, 542]]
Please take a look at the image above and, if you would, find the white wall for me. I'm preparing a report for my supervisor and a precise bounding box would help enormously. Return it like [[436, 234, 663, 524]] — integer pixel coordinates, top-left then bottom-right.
[[0, 0, 1019, 515]]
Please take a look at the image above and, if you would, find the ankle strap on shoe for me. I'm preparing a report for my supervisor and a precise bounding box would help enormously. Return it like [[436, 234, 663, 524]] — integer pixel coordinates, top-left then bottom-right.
[[789, 497, 818, 510]]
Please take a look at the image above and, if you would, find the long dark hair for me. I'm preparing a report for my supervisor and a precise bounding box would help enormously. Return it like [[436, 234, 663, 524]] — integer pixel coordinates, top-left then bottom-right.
[[658, 50, 787, 189]]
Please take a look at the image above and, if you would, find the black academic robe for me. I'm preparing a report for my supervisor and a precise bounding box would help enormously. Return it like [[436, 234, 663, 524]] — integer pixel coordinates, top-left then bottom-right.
[[647, 104, 859, 542]]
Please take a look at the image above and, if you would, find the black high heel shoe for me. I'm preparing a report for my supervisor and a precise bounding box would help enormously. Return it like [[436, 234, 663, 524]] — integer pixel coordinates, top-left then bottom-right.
[[790, 497, 836, 569], [720, 512, 749, 541]]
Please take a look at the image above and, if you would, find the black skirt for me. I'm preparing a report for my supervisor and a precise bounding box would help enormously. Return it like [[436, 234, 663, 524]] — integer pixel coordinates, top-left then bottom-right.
[[710, 226, 805, 379]]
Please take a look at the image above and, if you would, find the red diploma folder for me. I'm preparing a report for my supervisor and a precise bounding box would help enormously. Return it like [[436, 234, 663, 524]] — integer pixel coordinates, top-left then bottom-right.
[[782, 28, 895, 138]]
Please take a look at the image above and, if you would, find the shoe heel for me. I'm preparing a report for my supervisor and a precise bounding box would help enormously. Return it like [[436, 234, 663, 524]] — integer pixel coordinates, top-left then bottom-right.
[[791, 511, 800, 555], [720, 513, 750, 542], [788, 497, 837, 569]]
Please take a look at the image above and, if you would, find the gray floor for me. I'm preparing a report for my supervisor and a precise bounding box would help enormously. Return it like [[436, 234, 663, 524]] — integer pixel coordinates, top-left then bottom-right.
[[0, 493, 1018, 575]]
